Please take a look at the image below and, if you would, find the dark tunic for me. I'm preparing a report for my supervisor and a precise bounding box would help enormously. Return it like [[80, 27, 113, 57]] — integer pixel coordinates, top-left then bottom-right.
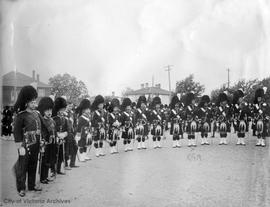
[[215, 104, 232, 137], [195, 106, 212, 135], [121, 111, 135, 139], [169, 108, 185, 136], [149, 109, 166, 136], [107, 112, 122, 140], [252, 102, 270, 138], [13, 110, 46, 192], [134, 108, 150, 137], [77, 114, 92, 147], [184, 104, 198, 135], [91, 109, 107, 141]]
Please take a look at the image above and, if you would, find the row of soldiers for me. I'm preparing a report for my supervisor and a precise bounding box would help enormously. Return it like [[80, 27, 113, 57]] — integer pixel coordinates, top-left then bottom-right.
[[12, 85, 269, 197]]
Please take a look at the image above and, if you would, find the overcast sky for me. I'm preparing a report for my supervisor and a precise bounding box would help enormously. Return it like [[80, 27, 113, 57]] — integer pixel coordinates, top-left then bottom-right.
[[1, 0, 270, 96]]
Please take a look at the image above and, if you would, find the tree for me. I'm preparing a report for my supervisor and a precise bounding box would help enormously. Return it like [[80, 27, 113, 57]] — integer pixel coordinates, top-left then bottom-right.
[[175, 74, 205, 99], [49, 73, 89, 104], [260, 77, 270, 102], [210, 78, 270, 103], [210, 84, 228, 104]]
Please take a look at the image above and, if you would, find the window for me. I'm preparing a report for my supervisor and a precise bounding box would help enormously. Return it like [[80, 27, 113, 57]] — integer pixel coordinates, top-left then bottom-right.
[[38, 88, 45, 97]]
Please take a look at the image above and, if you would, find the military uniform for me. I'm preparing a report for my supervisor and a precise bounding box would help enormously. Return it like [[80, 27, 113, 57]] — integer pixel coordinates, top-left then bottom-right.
[[53, 114, 69, 173], [135, 96, 150, 150], [215, 93, 232, 145], [232, 90, 248, 145], [91, 95, 107, 157], [52, 97, 69, 174], [13, 85, 44, 197], [150, 97, 165, 149], [253, 88, 269, 147], [1, 106, 13, 136], [108, 110, 122, 153], [169, 95, 184, 148], [183, 92, 198, 147], [41, 116, 57, 180], [13, 110, 44, 193], [196, 99, 212, 145], [121, 108, 135, 151], [76, 113, 92, 160]]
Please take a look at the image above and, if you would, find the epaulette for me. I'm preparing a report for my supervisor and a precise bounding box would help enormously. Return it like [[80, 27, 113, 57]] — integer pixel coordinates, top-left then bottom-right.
[[34, 110, 40, 114], [17, 110, 27, 115]]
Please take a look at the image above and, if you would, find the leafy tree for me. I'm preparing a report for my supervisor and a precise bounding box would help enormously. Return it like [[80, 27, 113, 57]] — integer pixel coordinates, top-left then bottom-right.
[[210, 78, 270, 103], [49, 73, 89, 104], [210, 84, 229, 104], [175, 74, 205, 99]]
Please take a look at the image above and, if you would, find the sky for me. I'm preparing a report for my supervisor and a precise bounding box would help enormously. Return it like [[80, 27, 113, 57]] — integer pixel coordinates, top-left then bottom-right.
[[1, 0, 270, 97]]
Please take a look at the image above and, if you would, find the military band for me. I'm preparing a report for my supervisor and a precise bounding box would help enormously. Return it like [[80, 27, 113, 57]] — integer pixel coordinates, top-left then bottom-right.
[[11, 85, 269, 197]]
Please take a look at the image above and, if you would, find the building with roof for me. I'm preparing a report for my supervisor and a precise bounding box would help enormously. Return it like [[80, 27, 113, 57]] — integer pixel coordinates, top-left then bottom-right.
[[126, 83, 172, 105], [2, 70, 52, 106]]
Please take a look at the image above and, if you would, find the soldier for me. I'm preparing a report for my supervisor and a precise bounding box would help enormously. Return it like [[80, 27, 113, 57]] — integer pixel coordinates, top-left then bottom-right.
[[135, 96, 150, 150], [150, 96, 166, 149], [52, 97, 69, 174], [75, 99, 92, 161], [253, 87, 269, 147], [121, 98, 135, 152], [184, 92, 198, 147], [13, 85, 43, 197], [196, 95, 212, 145], [215, 92, 232, 145], [1, 106, 13, 137], [64, 101, 79, 168], [232, 89, 251, 146], [210, 102, 218, 138], [91, 95, 107, 157], [107, 98, 122, 154], [37, 97, 56, 184], [169, 95, 184, 148]]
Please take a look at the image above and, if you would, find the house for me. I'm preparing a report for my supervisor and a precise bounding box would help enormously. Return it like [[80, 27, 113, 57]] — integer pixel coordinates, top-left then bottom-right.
[[125, 83, 172, 105], [2, 70, 52, 106]]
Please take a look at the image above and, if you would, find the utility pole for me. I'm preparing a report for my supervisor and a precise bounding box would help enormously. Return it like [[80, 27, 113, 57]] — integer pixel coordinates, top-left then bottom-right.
[[165, 65, 173, 92], [227, 68, 230, 88]]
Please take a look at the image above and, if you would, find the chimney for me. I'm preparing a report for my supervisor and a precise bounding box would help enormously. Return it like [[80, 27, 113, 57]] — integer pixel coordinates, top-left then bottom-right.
[[145, 83, 149, 88], [37, 74, 40, 82], [112, 91, 115, 97], [141, 83, 144, 89], [32, 70, 36, 81]]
